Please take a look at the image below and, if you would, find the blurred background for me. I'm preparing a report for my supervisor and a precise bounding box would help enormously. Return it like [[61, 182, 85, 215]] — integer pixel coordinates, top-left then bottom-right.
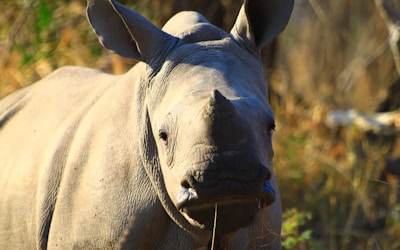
[[1, 0, 399, 249]]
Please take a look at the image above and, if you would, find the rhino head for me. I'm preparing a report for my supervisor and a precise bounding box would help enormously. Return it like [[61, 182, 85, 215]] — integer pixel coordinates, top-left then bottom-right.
[[87, 0, 293, 245]]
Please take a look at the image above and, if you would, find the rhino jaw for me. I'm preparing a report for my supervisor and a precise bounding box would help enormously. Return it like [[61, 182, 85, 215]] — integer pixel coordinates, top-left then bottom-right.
[[176, 180, 275, 233]]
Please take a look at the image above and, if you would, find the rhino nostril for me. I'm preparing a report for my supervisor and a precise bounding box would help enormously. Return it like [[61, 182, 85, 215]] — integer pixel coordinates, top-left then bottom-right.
[[261, 164, 272, 181], [181, 180, 191, 189], [265, 172, 271, 181]]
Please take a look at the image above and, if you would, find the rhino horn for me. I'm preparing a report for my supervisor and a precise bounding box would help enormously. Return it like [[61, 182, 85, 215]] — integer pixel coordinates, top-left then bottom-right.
[[87, 0, 178, 64], [203, 90, 246, 144], [208, 89, 231, 109]]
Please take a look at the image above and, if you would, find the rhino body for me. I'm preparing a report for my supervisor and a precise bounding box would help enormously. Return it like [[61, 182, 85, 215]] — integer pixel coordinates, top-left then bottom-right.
[[0, 0, 293, 249]]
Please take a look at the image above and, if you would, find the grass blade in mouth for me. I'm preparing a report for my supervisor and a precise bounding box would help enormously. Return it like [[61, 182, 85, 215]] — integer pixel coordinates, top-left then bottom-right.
[[211, 203, 217, 250]]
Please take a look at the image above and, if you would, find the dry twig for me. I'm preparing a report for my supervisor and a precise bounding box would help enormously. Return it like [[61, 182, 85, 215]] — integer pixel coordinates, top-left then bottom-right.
[[326, 109, 400, 135]]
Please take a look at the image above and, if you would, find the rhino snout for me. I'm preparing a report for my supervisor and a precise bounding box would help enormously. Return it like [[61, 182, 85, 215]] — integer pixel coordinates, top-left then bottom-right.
[[175, 162, 275, 233], [176, 164, 274, 208]]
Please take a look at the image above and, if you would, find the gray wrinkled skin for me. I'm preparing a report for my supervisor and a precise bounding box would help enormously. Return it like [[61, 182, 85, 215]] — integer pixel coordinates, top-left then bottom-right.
[[0, 0, 293, 249]]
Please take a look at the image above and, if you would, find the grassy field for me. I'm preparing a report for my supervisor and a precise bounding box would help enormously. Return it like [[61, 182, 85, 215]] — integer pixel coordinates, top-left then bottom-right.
[[1, 0, 399, 249]]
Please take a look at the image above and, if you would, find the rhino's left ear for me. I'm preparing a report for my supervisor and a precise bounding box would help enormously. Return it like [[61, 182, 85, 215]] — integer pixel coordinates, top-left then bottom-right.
[[87, 0, 178, 63], [231, 0, 294, 51]]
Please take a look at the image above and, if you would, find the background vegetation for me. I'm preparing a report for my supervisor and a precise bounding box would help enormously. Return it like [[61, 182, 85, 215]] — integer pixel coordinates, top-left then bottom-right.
[[1, 0, 399, 249]]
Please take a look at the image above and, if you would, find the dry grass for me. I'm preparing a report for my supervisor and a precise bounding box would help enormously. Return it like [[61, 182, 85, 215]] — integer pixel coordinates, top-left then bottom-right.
[[1, 0, 399, 249]]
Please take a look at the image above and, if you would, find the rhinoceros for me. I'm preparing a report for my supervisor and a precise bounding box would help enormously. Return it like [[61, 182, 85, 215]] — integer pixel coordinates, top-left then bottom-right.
[[0, 0, 293, 249]]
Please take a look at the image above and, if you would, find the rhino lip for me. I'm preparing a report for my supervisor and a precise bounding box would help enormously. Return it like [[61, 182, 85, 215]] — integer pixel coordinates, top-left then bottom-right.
[[176, 180, 275, 210], [175, 180, 275, 233]]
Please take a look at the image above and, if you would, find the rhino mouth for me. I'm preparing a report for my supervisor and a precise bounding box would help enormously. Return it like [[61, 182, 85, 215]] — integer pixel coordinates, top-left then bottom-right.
[[176, 180, 275, 233]]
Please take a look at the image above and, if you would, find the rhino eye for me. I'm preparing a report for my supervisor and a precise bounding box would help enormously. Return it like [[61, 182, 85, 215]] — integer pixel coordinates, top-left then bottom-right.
[[158, 130, 168, 145], [267, 122, 276, 137]]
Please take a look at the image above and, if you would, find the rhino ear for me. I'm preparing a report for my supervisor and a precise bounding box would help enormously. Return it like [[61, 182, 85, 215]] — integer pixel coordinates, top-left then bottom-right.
[[231, 0, 294, 51], [87, 0, 177, 63]]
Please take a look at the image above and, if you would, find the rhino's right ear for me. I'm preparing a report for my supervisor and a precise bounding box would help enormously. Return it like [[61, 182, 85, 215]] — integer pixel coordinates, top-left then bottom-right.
[[87, 0, 178, 63], [231, 0, 294, 51]]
